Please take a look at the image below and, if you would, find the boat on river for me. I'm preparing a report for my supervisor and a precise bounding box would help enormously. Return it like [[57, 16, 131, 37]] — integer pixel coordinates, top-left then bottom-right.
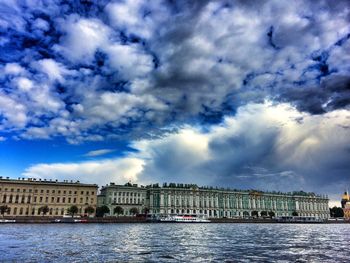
[[159, 214, 210, 223], [0, 219, 16, 223]]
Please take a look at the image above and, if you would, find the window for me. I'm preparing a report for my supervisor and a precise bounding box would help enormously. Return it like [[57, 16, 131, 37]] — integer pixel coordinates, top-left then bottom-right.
[[11, 188, 14, 192], [27, 196, 31, 203], [41, 190, 44, 193], [68, 197, 71, 203], [9, 195, 13, 203], [81, 191, 84, 195], [58, 190, 61, 194], [21, 196, 25, 203], [51, 197, 54, 202], [45, 197, 48, 202], [17, 189, 20, 192], [86, 191, 89, 195], [29, 189, 32, 193], [63, 191, 66, 194], [74, 191, 77, 195], [19, 208, 23, 215], [63, 197, 65, 203], [80, 198, 83, 203], [69, 191, 72, 194], [34, 196, 37, 202], [91, 192, 94, 195], [73, 198, 76, 203], [23, 189, 26, 192], [40, 197, 43, 202], [35, 189, 38, 193], [52, 190, 55, 193], [46, 190, 49, 194], [14, 207, 17, 215], [57, 197, 60, 203]]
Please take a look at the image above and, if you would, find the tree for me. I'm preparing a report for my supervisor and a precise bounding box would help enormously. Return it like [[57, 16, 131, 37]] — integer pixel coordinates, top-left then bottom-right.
[[0, 205, 10, 217], [268, 211, 275, 218], [330, 206, 344, 218], [38, 205, 49, 216], [260, 211, 268, 217], [292, 211, 299, 216], [252, 211, 259, 218], [85, 206, 95, 216], [96, 205, 110, 217], [129, 207, 139, 216], [67, 205, 79, 218], [114, 206, 123, 216]]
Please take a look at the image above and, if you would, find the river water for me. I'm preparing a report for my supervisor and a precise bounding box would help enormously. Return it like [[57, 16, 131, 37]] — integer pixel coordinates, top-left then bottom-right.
[[0, 223, 349, 262]]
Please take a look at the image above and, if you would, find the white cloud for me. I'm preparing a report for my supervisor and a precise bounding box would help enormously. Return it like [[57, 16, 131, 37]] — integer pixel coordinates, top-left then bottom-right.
[[54, 16, 111, 63], [0, 93, 27, 128], [3, 63, 26, 75], [22, 158, 145, 186], [32, 59, 71, 82], [85, 149, 115, 157], [104, 43, 154, 79]]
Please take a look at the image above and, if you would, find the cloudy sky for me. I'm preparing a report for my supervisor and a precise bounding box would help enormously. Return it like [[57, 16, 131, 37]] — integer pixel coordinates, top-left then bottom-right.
[[0, 0, 349, 205]]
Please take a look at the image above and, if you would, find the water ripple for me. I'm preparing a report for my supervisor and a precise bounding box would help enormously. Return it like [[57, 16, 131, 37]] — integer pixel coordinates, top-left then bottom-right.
[[0, 223, 349, 262]]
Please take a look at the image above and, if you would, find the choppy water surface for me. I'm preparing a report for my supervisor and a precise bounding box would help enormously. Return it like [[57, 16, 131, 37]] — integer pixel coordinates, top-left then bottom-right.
[[0, 223, 349, 262]]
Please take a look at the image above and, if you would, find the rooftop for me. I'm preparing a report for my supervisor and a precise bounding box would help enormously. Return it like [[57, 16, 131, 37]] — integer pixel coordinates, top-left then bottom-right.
[[0, 177, 98, 187]]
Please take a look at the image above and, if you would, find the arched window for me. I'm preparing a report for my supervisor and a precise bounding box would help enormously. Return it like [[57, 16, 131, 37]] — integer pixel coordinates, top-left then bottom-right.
[[19, 207, 23, 215], [2, 195, 6, 203], [13, 207, 17, 215]]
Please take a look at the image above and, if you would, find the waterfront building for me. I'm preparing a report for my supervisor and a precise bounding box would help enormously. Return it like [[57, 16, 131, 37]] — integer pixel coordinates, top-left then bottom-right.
[[99, 182, 330, 219], [147, 183, 330, 219], [0, 177, 98, 217], [98, 182, 147, 216]]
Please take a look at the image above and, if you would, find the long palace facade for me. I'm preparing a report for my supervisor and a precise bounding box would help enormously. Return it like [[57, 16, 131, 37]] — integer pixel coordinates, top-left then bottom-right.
[[98, 182, 330, 219], [147, 183, 329, 219]]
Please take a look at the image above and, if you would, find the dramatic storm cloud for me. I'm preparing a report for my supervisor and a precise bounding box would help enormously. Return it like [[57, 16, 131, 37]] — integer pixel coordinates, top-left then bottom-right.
[[1, 0, 350, 203]]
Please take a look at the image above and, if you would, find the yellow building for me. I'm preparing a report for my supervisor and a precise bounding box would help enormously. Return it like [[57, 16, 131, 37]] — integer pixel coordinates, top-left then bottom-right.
[[0, 177, 98, 217], [341, 191, 350, 219]]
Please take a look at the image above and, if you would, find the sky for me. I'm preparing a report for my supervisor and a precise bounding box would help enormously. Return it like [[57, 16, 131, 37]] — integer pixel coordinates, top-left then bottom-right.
[[0, 0, 349, 206]]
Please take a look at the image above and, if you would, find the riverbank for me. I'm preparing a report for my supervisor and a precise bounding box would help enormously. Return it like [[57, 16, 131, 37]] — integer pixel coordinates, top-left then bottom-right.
[[1, 216, 349, 224]]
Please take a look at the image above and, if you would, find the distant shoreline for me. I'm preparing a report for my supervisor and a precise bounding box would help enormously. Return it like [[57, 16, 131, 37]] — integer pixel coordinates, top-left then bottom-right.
[[0, 217, 349, 224]]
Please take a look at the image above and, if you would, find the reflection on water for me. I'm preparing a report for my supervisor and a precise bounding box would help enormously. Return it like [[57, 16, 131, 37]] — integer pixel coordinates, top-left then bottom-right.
[[0, 223, 349, 262]]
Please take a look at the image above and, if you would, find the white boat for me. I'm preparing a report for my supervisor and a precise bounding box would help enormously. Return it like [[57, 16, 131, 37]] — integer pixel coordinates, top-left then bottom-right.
[[159, 214, 210, 223], [0, 219, 16, 223]]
